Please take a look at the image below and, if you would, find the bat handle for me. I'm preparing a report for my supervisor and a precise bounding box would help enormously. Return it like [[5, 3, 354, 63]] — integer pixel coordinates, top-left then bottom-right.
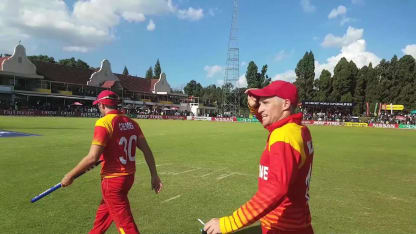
[[31, 183, 62, 203]]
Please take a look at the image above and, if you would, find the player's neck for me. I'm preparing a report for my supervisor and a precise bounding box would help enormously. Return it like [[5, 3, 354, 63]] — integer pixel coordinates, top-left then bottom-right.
[[103, 108, 117, 115]]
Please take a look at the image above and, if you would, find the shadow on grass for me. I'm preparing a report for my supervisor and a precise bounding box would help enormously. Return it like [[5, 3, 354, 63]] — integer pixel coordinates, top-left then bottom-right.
[[234, 225, 261, 234], [2, 127, 83, 130]]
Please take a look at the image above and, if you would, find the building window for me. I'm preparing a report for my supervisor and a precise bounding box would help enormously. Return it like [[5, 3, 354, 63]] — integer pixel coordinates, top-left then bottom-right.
[[18, 57, 22, 63]]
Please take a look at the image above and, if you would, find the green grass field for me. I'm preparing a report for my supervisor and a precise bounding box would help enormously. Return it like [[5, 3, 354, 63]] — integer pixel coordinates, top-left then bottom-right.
[[1, 116, 415, 234]]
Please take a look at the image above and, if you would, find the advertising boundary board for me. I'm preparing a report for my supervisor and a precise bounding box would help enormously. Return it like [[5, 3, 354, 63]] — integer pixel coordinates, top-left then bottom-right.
[[136, 115, 186, 120], [2, 111, 416, 130], [399, 124, 416, 129], [368, 123, 398, 128], [186, 116, 212, 121], [237, 118, 259, 122], [343, 122, 369, 127], [301, 120, 341, 126], [212, 117, 237, 122]]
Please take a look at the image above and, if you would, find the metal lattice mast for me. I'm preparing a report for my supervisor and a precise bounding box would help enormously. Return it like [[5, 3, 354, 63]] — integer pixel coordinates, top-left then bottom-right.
[[222, 0, 239, 116]]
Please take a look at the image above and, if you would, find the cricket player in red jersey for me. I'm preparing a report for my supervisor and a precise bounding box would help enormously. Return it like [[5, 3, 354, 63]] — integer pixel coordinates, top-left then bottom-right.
[[204, 81, 314, 234], [61, 90, 162, 234]]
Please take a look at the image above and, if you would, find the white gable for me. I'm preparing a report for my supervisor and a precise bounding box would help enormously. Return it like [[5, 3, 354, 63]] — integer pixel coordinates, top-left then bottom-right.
[[2, 44, 39, 76], [87, 59, 119, 86], [153, 73, 171, 94]]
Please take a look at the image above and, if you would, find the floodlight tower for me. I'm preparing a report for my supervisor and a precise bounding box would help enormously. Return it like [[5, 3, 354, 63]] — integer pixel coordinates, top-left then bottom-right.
[[222, 0, 240, 116]]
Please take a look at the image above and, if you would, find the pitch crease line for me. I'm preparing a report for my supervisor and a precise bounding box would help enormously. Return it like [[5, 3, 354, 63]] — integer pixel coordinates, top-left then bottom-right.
[[216, 172, 237, 180], [162, 195, 181, 203]]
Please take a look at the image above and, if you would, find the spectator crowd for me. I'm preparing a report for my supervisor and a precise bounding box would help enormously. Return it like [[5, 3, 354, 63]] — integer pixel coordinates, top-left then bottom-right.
[[1, 98, 415, 125], [302, 107, 416, 125]]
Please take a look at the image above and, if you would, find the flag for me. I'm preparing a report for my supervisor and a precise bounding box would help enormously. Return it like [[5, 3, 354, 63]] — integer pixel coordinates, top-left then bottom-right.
[[378, 103, 382, 116]]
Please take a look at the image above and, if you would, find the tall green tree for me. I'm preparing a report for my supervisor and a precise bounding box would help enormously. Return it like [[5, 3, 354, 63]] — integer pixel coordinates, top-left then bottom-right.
[[259, 65, 271, 87], [122, 66, 129, 75], [154, 59, 161, 78], [331, 57, 357, 102], [364, 63, 378, 101], [294, 51, 315, 101], [184, 80, 203, 97], [396, 55, 415, 109], [200, 84, 221, 106], [245, 61, 271, 88], [145, 66, 153, 79], [376, 57, 395, 104], [245, 61, 258, 88], [364, 63, 379, 113], [314, 69, 332, 101], [354, 65, 369, 114]]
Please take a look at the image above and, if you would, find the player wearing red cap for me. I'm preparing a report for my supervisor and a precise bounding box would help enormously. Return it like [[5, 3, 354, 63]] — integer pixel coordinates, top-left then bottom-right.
[[61, 90, 162, 234], [204, 81, 314, 234]]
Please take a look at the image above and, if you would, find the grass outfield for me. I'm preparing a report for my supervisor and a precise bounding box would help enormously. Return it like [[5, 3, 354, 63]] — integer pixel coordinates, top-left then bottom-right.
[[1, 116, 415, 234]]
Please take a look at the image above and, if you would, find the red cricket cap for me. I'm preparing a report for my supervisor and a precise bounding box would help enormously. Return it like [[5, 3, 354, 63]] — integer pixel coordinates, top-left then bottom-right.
[[93, 90, 120, 106], [247, 80, 298, 106]]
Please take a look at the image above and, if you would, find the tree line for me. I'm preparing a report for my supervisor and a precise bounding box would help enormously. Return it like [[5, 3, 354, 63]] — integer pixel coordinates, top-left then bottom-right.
[[25, 51, 416, 114], [184, 52, 415, 115], [183, 61, 271, 109], [295, 51, 416, 114], [27, 55, 91, 70]]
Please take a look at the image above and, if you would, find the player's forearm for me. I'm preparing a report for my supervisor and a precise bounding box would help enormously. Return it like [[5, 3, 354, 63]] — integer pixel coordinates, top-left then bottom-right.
[[143, 149, 158, 177], [66, 155, 97, 179], [219, 186, 287, 233], [66, 145, 103, 179]]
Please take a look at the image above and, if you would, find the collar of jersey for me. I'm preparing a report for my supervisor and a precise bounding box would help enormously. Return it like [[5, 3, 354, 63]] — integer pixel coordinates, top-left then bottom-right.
[[105, 110, 122, 116], [265, 112, 303, 132]]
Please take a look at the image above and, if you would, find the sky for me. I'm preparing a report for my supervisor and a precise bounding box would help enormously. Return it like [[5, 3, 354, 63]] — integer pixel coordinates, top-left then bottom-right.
[[1, 0, 415, 90]]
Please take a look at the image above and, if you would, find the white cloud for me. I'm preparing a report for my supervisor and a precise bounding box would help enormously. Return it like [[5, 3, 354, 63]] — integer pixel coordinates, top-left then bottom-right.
[[236, 75, 247, 88], [321, 26, 363, 48], [147, 19, 155, 31], [328, 5, 353, 26], [316, 27, 380, 78], [204, 65, 223, 78], [63, 46, 89, 53], [272, 70, 297, 83], [300, 0, 316, 13], [340, 17, 352, 26], [122, 12, 146, 22], [177, 7, 204, 21], [402, 44, 416, 58], [274, 50, 291, 62], [0, 0, 203, 52], [328, 5, 347, 19]]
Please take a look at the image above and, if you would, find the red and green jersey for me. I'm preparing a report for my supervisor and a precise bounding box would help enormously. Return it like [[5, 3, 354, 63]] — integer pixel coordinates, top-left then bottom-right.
[[219, 112, 314, 233], [92, 110, 143, 178]]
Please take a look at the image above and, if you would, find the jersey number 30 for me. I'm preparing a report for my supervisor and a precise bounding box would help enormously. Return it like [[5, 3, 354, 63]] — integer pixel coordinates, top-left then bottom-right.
[[119, 135, 137, 165]]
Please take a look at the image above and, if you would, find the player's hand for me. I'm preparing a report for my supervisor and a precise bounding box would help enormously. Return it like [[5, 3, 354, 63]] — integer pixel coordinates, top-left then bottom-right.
[[245, 88, 259, 109], [151, 175, 162, 194], [61, 174, 74, 187], [204, 218, 221, 234]]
